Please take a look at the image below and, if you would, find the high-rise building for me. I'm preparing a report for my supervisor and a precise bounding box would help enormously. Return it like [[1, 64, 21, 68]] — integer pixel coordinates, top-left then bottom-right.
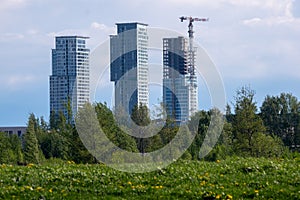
[[163, 36, 198, 123], [50, 36, 90, 121], [110, 22, 149, 114]]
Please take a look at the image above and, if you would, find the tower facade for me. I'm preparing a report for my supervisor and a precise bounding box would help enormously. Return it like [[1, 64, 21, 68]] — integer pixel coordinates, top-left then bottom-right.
[[163, 36, 198, 123], [50, 36, 90, 121], [110, 22, 149, 114]]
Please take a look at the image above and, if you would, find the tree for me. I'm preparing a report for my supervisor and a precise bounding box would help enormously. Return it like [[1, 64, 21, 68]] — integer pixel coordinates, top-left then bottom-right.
[[261, 93, 300, 147], [23, 114, 43, 164], [49, 110, 58, 130], [95, 102, 138, 153], [251, 133, 285, 157], [39, 130, 69, 159], [232, 86, 266, 156], [0, 132, 14, 164], [188, 110, 210, 160], [9, 134, 24, 164], [130, 103, 151, 153]]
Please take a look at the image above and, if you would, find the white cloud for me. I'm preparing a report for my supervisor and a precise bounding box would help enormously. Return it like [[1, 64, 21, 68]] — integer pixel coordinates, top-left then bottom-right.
[[162, 0, 295, 14], [91, 22, 107, 30], [241, 0, 300, 26], [27, 29, 39, 35], [0, 74, 37, 90], [163, 0, 216, 6], [46, 22, 114, 48], [243, 18, 262, 26], [225, 0, 292, 12], [242, 16, 297, 26], [0, 33, 24, 41], [0, 0, 31, 11]]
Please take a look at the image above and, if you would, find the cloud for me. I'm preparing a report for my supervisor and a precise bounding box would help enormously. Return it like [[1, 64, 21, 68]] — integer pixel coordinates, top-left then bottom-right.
[[0, 33, 25, 41], [27, 29, 39, 35], [0, 74, 37, 91], [225, 0, 293, 12], [161, 0, 295, 14], [46, 22, 114, 48], [0, 0, 31, 11], [242, 16, 298, 26], [91, 22, 108, 30], [241, 0, 300, 27], [243, 18, 262, 26]]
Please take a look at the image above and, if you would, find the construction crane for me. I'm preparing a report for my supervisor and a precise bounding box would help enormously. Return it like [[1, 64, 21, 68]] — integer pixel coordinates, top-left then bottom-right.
[[180, 16, 208, 115], [179, 16, 208, 75], [179, 16, 209, 39]]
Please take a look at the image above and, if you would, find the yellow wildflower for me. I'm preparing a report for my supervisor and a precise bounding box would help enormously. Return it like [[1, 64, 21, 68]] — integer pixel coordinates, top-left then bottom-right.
[[36, 187, 43, 191], [49, 188, 53, 193], [216, 194, 221, 199], [200, 181, 206, 186], [25, 186, 33, 190], [226, 194, 233, 199]]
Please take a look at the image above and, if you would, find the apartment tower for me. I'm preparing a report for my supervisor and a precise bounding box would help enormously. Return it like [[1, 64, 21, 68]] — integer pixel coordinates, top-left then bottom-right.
[[110, 23, 149, 114], [50, 36, 90, 122]]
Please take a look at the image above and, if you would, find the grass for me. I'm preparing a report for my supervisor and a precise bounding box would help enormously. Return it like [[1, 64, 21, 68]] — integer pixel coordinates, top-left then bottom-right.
[[0, 157, 299, 199]]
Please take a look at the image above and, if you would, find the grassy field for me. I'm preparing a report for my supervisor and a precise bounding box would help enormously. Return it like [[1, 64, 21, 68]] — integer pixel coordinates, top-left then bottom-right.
[[0, 157, 299, 199]]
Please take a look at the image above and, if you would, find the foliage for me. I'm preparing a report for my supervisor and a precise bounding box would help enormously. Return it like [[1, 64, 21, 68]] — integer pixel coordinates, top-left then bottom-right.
[[94, 102, 138, 153], [23, 114, 44, 164], [261, 93, 300, 147], [0, 132, 23, 164], [2, 87, 299, 166], [228, 86, 286, 157], [188, 110, 210, 160], [131, 104, 151, 153], [0, 157, 299, 199], [232, 87, 266, 156]]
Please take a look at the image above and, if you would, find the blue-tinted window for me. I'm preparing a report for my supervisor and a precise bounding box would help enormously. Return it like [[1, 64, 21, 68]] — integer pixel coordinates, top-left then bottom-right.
[[78, 40, 85, 44]]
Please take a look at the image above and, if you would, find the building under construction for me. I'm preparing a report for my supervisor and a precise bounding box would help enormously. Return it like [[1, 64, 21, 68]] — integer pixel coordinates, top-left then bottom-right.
[[163, 16, 207, 123], [162, 36, 198, 124]]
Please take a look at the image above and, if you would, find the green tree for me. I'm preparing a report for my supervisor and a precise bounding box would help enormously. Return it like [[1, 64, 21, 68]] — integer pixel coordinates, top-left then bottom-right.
[[188, 110, 210, 160], [131, 104, 151, 153], [261, 93, 300, 147], [39, 130, 69, 159], [23, 114, 43, 164], [0, 132, 14, 164], [9, 134, 24, 164], [95, 102, 138, 152], [251, 133, 285, 157], [49, 110, 58, 130], [232, 87, 266, 156]]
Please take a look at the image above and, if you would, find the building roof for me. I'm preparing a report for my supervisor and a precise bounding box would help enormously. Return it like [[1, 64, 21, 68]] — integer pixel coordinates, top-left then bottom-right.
[[115, 22, 148, 26], [55, 36, 90, 39]]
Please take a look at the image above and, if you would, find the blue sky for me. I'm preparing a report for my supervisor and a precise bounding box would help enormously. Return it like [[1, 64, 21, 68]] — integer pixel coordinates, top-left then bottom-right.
[[0, 0, 299, 126]]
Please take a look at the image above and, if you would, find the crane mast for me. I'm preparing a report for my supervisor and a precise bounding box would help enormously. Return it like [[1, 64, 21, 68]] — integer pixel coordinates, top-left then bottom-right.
[[179, 16, 208, 115], [179, 16, 208, 75]]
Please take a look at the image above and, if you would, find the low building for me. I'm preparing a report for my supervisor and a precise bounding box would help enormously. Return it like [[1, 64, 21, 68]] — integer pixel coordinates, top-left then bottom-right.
[[0, 127, 27, 137]]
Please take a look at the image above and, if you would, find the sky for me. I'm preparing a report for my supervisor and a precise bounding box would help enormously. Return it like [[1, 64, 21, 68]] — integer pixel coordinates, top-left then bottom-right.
[[0, 0, 299, 126]]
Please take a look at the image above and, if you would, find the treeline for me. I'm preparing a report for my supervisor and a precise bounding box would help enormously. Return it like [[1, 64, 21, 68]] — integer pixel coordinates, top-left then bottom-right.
[[195, 87, 300, 161], [0, 86, 299, 165]]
